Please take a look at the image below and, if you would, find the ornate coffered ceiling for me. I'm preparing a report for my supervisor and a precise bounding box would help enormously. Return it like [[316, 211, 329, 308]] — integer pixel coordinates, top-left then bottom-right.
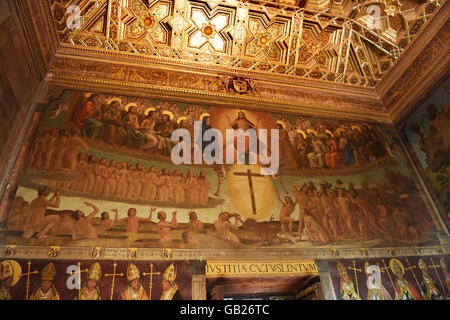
[[15, 0, 450, 121], [42, 0, 443, 86]]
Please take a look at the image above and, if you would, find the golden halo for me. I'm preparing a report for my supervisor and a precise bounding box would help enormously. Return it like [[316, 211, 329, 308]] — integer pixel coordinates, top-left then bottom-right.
[[276, 120, 286, 129], [162, 110, 174, 120], [2, 260, 22, 286], [335, 128, 345, 135], [177, 116, 187, 125], [362, 123, 372, 128], [125, 103, 138, 112], [200, 113, 210, 121], [389, 258, 405, 275], [351, 125, 362, 132], [336, 261, 348, 277], [235, 109, 249, 118], [107, 97, 122, 105], [325, 129, 334, 137], [144, 107, 156, 116], [84, 92, 93, 98], [296, 129, 306, 139], [306, 128, 317, 136]]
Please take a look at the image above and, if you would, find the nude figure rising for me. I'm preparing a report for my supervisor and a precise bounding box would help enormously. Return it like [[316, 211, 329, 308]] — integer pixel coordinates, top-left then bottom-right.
[[213, 212, 243, 245], [114, 207, 155, 233], [182, 211, 204, 245], [71, 202, 100, 240], [276, 188, 297, 236], [99, 211, 115, 229], [22, 187, 61, 239], [157, 211, 178, 245]]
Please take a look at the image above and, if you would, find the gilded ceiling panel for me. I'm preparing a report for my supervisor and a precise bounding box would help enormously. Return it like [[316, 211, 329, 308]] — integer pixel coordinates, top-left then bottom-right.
[[44, 0, 444, 88]]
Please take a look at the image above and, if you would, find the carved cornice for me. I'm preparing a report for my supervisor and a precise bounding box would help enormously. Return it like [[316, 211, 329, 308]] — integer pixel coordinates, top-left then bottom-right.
[[383, 15, 450, 122], [376, 0, 450, 99], [56, 43, 380, 97], [46, 55, 390, 122], [389, 51, 450, 123]]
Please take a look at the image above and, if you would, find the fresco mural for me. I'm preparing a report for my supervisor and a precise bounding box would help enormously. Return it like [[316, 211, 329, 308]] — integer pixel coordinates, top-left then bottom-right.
[[3, 90, 444, 249], [328, 255, 450, 300], [0, 258, 192, 300], [402, 78, 450, 227]]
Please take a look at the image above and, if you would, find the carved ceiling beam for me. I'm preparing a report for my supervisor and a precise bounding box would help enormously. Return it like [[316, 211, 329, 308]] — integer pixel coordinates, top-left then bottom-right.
[[45, 54, 390, 122]]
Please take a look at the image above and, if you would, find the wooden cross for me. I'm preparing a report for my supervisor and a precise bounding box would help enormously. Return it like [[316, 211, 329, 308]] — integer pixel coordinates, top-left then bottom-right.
[[19, 261, 38, 300], [233, 168, 264, 215], [428, 257, 446, 296], [347, 260, 361, 297], [104, 262, 124, 300], [404, 259, 422, 293], [142, 263, 161, 300]]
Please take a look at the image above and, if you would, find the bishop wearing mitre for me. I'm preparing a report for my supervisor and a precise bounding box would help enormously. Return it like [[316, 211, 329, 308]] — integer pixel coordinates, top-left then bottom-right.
[[119, 263, 148, 300], [29, 262, 60, 300], [0, 260, 22, 300], [74, 262, 102, 300], [160, 263, 183, 300]]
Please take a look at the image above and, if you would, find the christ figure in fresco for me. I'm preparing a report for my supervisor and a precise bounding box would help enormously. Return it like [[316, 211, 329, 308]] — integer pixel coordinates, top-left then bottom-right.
[[231, 111, 256, 131], [227, 111, 259, 163]]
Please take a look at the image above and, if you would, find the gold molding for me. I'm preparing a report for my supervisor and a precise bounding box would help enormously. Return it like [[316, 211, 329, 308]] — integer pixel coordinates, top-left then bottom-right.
[[45, 73, 391, 123], [55, 45, 380, 98], [376, 0, 450, 97], [389, 52, 450, 123]]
